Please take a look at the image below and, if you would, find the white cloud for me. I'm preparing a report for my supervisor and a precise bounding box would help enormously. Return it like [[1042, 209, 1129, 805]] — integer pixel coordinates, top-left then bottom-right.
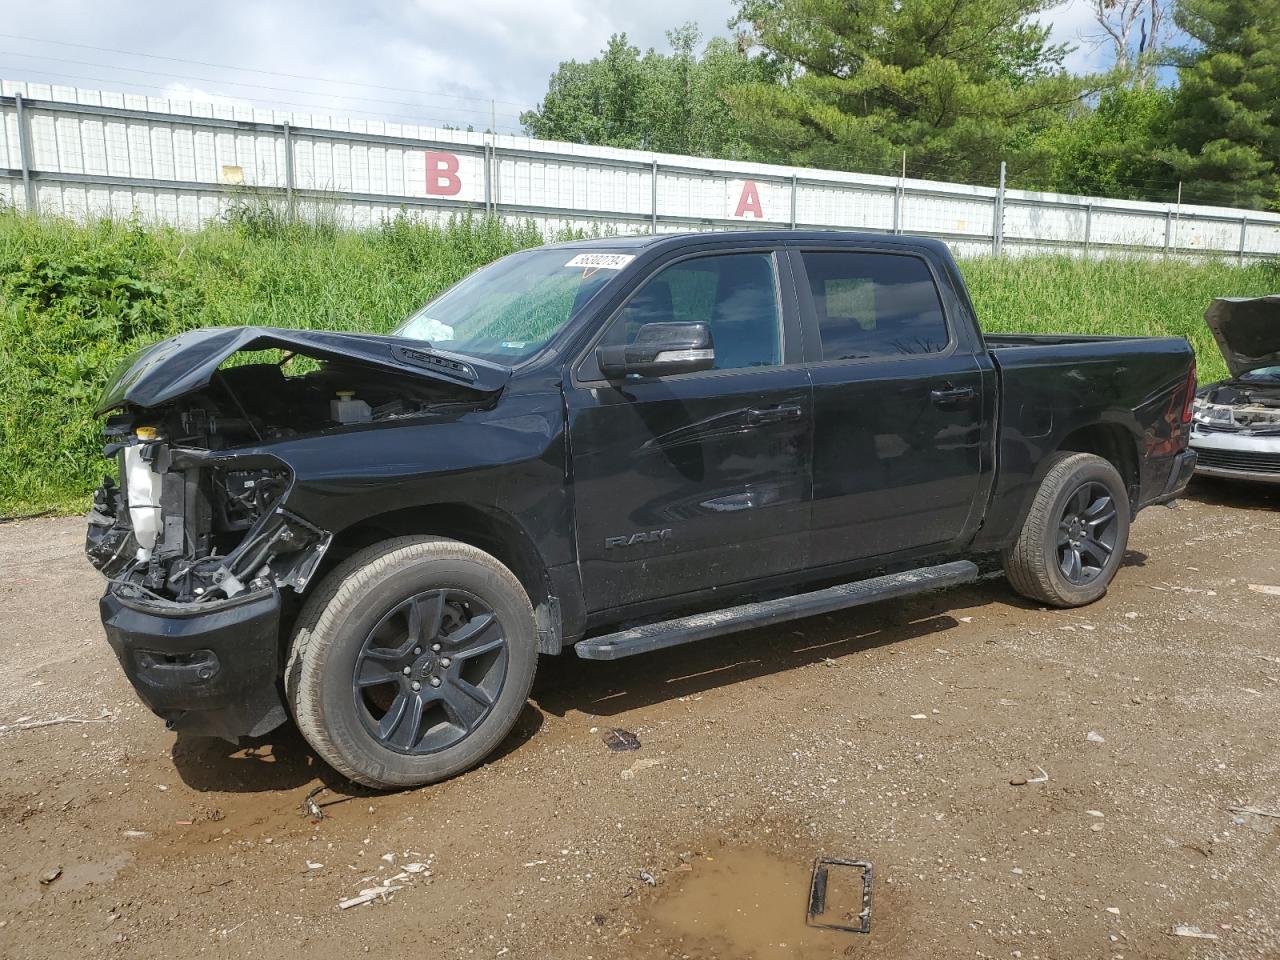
[[4, 0, 1139, 133]]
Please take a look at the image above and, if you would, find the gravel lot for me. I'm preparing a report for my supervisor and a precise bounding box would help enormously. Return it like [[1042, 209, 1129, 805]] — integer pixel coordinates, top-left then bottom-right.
[[0, 480, 1277, 960]]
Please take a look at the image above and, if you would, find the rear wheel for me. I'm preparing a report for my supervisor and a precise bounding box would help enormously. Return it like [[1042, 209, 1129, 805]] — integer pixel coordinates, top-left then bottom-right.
[[285, 536, 537, 789], [1003, 452, 1130, 608]]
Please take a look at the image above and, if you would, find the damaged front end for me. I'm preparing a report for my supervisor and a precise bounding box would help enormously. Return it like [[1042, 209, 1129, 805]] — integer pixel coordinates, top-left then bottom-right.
[[1191, 297, 1280, 483], [86, 326, 509, 740], [86, 408, 332, 741]]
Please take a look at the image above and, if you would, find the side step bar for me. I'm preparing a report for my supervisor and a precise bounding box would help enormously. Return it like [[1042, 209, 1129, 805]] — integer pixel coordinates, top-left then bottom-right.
[[574, 559, 978, 661]]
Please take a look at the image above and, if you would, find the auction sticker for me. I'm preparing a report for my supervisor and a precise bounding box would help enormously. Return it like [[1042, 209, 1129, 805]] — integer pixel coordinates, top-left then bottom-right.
[[565, 253, 635, 270]]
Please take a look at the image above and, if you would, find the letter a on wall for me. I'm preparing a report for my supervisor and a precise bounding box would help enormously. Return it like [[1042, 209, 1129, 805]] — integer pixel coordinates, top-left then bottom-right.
[[729, 179, 764, 219], [425, 151, 462, 196]]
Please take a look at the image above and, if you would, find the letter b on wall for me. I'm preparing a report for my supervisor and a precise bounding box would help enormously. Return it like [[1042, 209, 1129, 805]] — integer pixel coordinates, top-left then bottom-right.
[[426, 151, 462, 196]]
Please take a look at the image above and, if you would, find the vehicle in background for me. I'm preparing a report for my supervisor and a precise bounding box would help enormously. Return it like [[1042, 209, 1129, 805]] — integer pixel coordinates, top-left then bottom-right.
[[85, 232, 1198, 789], [1191, 296, 1280, 484]]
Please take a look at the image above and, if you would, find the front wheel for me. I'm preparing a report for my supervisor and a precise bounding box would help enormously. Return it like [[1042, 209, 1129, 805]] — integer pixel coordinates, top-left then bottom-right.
[[285, 536, 537, 789], [1003, 452, 1130, 608]]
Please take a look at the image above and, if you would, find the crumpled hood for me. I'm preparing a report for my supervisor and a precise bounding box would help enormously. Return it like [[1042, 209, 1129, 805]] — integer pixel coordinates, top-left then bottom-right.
[[95, 326, 512, 415], [1205, 295, 1280, 379]]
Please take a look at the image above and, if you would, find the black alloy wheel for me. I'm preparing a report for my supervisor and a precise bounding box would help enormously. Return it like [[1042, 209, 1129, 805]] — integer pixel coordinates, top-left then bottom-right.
[[352, 589, 509, 754], [1055, 481, 1119, 586]]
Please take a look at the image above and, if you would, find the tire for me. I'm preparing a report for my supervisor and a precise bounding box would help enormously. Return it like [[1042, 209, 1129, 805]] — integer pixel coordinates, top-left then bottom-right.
[[1003, 452, 1130, 608], [284, 536, 537, 789]]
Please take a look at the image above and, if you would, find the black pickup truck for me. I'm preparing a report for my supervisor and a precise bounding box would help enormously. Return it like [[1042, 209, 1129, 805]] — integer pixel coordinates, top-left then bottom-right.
[[86, 232, 1197, 788]]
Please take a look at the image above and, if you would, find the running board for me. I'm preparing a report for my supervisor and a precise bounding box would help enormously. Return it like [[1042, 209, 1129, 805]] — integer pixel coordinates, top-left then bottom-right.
[[574, 560, 978, 661]]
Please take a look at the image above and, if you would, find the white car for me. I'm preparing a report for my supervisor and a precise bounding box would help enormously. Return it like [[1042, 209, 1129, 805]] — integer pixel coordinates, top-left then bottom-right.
[[1191, 295, 1280, 484]]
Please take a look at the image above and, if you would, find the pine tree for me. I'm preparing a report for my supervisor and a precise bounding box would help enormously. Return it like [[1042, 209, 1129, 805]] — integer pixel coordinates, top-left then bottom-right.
[[1163, 0, 1280, 209], [723, 0, 1088, 184]]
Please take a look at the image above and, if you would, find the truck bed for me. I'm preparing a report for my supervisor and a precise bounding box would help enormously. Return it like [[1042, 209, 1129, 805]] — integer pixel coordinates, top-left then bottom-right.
[[971, 332, 1196, 552]]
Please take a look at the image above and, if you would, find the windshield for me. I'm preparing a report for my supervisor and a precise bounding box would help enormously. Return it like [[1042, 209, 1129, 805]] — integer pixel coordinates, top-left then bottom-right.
[[1242, 365, 1280, 383], [394, 247, 635, 363]]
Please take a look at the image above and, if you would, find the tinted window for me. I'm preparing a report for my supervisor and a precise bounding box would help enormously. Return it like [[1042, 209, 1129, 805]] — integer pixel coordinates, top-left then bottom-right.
[[801, 252, 948, 360], [611, 253, 781, 370]]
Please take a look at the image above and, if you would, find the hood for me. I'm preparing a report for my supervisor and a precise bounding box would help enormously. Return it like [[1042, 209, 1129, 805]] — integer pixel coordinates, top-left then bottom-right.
[[95, 326, 512, 415], [1204, 296, 1280, 379]]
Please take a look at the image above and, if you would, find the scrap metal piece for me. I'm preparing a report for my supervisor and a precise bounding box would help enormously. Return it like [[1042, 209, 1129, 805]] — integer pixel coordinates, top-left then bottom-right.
[[602, 728, 641, 752], [807, 856, 873, 934]]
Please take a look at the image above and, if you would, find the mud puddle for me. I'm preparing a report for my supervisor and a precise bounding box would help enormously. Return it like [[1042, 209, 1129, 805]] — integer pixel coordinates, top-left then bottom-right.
[[642, 847, 871, 959]]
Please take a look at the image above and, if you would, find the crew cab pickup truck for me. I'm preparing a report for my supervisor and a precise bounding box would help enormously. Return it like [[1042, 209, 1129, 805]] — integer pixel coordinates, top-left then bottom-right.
[[86, 232, 1197, 789]]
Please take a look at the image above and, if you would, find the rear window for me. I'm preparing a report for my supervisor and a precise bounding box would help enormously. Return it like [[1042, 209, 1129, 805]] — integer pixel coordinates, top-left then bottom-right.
[[801, 251, 949, 360]]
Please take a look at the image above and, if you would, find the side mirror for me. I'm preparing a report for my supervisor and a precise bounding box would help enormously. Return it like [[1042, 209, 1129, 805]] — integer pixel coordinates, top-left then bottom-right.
[[597, 322, 715, 379]]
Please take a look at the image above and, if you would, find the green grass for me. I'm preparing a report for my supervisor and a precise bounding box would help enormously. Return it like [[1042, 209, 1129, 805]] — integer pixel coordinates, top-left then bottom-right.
[[1, 209, 1276, 517]]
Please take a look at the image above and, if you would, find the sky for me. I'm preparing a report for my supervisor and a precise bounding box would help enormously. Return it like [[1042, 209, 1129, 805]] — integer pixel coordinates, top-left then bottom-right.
[[2, 0, 1121, 133]]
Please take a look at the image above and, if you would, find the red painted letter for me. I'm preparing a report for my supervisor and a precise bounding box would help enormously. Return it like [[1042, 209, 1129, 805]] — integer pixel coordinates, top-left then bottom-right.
[[734, 180, 763, 218], [425, 151, 461, 196]]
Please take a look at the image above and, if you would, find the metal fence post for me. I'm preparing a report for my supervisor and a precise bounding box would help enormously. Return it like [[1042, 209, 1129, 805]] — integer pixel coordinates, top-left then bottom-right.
[[490, 142, 500, 217], [993, 161, 1006, 256], [483, 143, 492, 216], [893, 151, 905, 235], [650, 159, 658, 235], [14, 93, 37, 214], [789, 173, 797, 229], [1084, 203, 1093, 258], [282, 122, 294, 211], [1238, 216, 1248, 266]]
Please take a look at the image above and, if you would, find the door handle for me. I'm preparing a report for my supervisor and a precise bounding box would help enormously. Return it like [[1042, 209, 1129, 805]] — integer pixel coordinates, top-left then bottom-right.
[[746, 403, 804, 425], [929, 384, 976, 407]]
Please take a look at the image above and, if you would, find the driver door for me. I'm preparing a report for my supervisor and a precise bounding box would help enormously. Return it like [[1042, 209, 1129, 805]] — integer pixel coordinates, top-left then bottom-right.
[[565, 247, 813, 613]]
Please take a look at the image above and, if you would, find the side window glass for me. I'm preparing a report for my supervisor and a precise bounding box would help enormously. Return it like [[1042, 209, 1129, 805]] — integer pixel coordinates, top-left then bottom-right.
[[801, 252, 949, 360], [610, 253, 782, 370]]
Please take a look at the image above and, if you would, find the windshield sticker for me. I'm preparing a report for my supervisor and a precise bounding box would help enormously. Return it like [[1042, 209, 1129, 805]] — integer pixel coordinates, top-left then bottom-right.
[[416, 317, 456, 342], [565, 253, 635, 271]]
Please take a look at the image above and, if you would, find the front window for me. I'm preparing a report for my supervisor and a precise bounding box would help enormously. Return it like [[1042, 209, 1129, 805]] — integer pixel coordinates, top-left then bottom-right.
[[602, 252, 782, 370], [395, 248, 634, 362]]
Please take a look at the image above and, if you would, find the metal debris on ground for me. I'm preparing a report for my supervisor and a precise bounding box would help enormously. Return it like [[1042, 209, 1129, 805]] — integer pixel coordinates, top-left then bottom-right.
[[1027, 766, 1049, 783], [638, 870, 657, 887], [301, 786, 326, 820], [1169, 925, 1219, 939], [1086, 731, 1106, 743], [807, 856, 873, 934], [603, 728, 641, 752]]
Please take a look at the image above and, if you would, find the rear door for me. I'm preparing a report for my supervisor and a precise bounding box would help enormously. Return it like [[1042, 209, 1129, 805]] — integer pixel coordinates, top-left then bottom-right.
[[566, 246, 812, 612], [789, 245, 990, 566]]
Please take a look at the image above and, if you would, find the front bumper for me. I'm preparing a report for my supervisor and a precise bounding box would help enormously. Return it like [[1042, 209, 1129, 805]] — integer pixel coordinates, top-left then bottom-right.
[[1190, 428, 1280, 484], [100, 585, 288, 741]]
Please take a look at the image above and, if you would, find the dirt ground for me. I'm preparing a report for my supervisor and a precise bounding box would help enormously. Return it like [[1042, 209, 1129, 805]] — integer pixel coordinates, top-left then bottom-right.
[[0, 479, 1277, 960]]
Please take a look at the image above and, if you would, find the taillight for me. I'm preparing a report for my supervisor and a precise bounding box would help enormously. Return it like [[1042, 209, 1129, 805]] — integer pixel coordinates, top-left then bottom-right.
[[1181, 360, 1197, 424]]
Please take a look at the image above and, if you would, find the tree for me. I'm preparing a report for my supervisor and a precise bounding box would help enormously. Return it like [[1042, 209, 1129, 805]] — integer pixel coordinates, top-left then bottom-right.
[[1087, 0, 1171, 85], [1022, 83, 1176, 199], [724, 0, 1091, 183], [520, 26, 771, 159], [1161, 0, 1280, 209]]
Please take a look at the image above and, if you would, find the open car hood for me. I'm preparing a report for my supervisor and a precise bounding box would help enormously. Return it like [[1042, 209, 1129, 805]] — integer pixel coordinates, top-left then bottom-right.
[[95, 326, 512, 415], [1205, 296, 1280, 379]]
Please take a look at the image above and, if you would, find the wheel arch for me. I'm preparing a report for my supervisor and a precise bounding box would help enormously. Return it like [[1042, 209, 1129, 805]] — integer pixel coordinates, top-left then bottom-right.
[[313, 504, 564, 655], [1055, 422, 1141, 516]]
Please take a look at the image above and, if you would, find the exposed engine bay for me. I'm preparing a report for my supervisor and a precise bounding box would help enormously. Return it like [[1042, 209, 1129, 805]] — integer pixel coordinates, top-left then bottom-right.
[[86, 354, 494, 605], [1193, 375, 1280, 435]]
